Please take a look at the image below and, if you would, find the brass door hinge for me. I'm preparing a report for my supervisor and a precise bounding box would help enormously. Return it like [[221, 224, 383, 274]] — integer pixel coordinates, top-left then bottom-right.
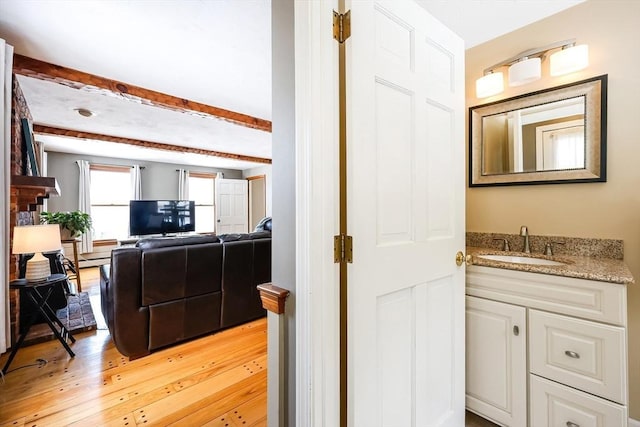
[[334, 234, 353, 263], [333, 10, 351, 44]]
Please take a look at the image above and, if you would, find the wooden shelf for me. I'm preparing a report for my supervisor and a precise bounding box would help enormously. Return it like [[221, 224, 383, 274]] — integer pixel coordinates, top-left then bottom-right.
[[11, 175, 60, 211]]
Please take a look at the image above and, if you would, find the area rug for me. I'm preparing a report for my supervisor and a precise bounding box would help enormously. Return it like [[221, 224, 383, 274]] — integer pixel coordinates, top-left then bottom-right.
[[56, 292, 98, 334], [23, 291, 97, 346]]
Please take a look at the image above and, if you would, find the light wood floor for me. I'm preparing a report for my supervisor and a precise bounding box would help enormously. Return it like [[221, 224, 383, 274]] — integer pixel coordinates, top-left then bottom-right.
[[0, 268, 267, 426], [1, 267, 497, 426]]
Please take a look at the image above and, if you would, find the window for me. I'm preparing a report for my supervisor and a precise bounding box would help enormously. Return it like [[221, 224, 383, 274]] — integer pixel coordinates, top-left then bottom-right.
[[188, 173, 216, 233], [90, 165, 132, 240]]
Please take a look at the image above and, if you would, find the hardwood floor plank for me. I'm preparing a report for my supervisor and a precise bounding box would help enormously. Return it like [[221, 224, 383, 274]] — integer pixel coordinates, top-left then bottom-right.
[[0, 268, 268, 427], [168, 372, 267, 426], [64, 346, 267, 426], [0, 417, 25, 427], [1, 322, 266, 421], [214, 392, 268, 427], [130, 355, 266, 425], [249, 417, 268, 427], [11, 334, 266, 426]]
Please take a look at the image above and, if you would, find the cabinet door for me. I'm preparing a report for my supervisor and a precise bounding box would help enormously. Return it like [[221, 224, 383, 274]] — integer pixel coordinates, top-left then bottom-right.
[[466, 296, 527, 426]]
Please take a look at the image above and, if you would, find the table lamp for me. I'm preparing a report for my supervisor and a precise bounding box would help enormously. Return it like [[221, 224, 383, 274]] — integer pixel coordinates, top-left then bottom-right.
[[12, 224, 62, 281]]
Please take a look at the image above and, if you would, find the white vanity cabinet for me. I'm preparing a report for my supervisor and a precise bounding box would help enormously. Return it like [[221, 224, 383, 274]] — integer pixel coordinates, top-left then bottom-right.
[[466, 296, 527, 426], [466, 265, 629, 427]]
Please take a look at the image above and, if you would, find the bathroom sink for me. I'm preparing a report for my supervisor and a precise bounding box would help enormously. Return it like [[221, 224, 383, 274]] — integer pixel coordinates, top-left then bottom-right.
[[477, 254, 567, 266]]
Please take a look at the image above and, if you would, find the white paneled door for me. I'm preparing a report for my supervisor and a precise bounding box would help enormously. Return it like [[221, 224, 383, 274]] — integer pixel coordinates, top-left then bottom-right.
[[215, 178, 248, 234], [346, 1, 465, 426]]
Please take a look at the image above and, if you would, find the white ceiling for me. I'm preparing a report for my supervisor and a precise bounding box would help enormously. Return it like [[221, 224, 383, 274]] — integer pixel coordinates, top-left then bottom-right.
[[0, 0, 584, 170], [17, 75, 272, 159], [417, 0, 585, 49]]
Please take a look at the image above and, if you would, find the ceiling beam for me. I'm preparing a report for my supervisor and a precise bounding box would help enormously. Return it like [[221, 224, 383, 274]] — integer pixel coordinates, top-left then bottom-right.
[[13, 54, 272, 133], [33, 125, 272, 165]]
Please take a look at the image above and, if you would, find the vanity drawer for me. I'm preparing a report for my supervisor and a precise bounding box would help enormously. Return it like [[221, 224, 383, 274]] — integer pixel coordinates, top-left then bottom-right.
[[529, 309, 627, 404], [530, 375, 627, 427], [466, 266, 627, 325]]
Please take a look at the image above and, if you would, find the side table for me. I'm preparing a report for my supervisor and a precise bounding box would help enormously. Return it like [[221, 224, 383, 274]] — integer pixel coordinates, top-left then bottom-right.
[[62, 238, 82, 292], [2, 274, 76, 374]]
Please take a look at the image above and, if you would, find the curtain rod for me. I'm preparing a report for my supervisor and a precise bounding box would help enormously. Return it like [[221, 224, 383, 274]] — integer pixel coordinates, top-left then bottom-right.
[[91, 162, 145, 169]]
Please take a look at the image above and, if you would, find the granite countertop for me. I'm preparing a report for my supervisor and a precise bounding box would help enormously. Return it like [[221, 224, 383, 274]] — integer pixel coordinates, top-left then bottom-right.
[[467, 246, 635, 285]]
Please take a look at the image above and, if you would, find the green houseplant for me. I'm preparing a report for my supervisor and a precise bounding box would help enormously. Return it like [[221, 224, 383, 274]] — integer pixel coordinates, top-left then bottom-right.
[[40, 211, 92, 239]]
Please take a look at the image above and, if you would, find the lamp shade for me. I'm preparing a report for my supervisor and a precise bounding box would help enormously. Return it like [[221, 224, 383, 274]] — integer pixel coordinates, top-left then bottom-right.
[[12, 224, 62, 254], [508, 57, 541, 87], [476, 71, 504, 98], [550, 44, 589, 76]]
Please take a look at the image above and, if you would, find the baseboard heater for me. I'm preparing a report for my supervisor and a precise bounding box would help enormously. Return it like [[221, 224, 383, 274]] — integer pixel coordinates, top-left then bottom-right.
[[79, 257, 110, 268]]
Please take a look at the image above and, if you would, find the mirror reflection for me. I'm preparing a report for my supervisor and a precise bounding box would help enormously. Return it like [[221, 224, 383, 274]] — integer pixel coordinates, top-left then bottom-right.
[[482, 96, 586, 175], [469, 75, 606, 187]]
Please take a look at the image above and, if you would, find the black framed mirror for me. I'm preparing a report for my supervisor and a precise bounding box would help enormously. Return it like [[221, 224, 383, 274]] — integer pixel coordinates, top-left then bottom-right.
[[469, 75, 607, 187]]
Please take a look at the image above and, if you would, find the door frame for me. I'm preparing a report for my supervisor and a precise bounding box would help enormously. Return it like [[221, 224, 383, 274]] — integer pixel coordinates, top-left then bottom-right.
[[247, 174, 267, 230], [0, 40, 12, 353], [294, 0, 341, 425]]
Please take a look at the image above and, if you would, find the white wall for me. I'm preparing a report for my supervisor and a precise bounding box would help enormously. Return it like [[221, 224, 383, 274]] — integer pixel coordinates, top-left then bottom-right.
[[272, 0, 296, 424], [46, 151, 243, 212]]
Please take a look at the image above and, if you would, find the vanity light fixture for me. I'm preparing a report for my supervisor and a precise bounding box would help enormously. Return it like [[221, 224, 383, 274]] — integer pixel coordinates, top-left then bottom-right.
[[475, 39, 589, 98], [508, 57, 541, 87], [550, 43, 589, 76], [475, 70, 504, 98]]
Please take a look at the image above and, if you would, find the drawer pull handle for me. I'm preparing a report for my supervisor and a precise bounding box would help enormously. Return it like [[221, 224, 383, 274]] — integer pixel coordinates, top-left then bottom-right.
[[565, 350, 580, 359], [566, 422, 580, 427], [513, 325, 519, 336]]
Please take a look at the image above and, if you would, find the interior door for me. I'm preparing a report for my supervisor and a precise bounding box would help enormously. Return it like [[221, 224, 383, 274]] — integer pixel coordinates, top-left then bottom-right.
[[215, 178, 248, 234], [346, 1, 465, 426]]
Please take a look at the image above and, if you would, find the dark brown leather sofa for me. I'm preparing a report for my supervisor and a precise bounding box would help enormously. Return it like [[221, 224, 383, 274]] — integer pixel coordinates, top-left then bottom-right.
[[100, 232, 270, 359]]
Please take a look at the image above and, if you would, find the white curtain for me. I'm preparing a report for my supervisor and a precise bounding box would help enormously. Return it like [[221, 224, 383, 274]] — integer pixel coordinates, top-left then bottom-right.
[[1, 39, 13, 354], [178, 169, 189, 200], [548, 127, 585, 170], [131, 165, 142, 200], [76, 160, 93, 253]]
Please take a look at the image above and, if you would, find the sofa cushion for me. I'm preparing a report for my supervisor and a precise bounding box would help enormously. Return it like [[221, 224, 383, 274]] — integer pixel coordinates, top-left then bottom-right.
[[141, 242, 223, 306], [136, 235, 219, 250], [248, 231, 272, 239], [148, 292, 221, 350], [217, 231, 271, 243]]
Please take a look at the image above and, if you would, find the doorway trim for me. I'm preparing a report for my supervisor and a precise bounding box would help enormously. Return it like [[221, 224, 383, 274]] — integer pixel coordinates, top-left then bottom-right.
[[247, 174, 267, 230], [294, 0, 341, 425]]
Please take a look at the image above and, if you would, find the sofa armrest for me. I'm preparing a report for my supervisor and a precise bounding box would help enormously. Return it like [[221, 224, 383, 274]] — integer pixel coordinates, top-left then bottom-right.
[[109, 247, 150, 358], [99, 264, 111, 325]]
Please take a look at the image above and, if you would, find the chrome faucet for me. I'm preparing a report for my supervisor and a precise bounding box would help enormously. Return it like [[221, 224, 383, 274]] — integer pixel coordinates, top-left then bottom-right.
[[493, 238, 510, 251], [520, 226, 531, 253]]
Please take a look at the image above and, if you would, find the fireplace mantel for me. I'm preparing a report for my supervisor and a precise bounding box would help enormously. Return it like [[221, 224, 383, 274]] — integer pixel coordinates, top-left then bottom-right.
[[11, 175, 60, 211]]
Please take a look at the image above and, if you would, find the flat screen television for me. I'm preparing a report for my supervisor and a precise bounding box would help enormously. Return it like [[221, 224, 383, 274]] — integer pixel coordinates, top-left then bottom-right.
[[129, 200, 195, 236]]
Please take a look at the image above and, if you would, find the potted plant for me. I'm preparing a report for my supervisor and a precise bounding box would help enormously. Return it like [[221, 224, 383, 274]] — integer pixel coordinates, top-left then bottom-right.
[[40, 211, 92, 240]]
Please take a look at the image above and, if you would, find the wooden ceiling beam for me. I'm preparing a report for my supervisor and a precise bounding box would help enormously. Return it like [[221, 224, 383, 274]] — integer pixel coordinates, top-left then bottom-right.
[[33, 125, 272, 165], [13, 54, 272, 133]]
